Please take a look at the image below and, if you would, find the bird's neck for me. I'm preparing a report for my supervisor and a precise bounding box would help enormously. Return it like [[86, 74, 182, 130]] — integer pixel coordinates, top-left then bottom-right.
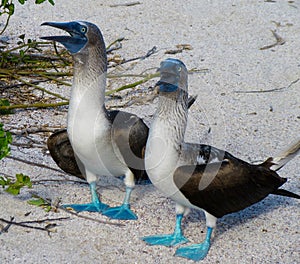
[[67, 45, 109, 137], [71, 46, 107, 107], [155, 95, 188, 147], [145, 95, 188, 178]]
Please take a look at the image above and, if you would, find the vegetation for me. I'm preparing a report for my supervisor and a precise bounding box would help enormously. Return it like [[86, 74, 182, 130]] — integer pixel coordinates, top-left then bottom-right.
[[1, 0, 55, 35]]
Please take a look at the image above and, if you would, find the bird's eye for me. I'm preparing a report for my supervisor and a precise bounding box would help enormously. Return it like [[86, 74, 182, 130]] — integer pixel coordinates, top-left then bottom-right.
[[177, 66, 182, 72], [81, 26, 87, 33]]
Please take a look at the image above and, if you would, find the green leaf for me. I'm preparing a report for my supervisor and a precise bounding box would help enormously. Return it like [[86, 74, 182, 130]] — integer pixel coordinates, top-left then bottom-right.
[[4, 174, 32, 195], [0, 99, 13, 115], [35, 0, 46, 4], [44, 205, 52, 212], [7, 3, 14, 15], [0, 176, 11, 187], [18, 0, 26, 4], [2, 0, 9, 8], [27, 197, 47, 206], [6, 185, 21, 195], [28, 197, 52, 212], [15, 173, 32, 188], [19, 49, 25, 58], [0, 123, 12, 159], [48, 0, 55, 5]]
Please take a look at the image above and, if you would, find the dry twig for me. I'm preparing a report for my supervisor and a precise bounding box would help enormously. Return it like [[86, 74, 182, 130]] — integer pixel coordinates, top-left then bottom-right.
[[234, 78, 299, 94], [260, 30, 285, 50]]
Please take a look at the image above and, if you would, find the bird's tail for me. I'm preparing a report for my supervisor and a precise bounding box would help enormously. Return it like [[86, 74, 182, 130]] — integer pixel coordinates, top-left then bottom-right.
[[269, 138, 300, 171], [187, 95, 198, 109], [271, 189, 300, 199]]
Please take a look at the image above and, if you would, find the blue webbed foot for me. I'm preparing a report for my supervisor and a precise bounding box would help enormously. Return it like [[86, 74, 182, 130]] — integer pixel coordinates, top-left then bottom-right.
[[142, 213, 188, 246], [102, 186, 137, 220], [142, 233, 189, 247], [175, 227, 213, 261], [175, 241, 210, 261], [63, 201, 109, 212], [63, 181, 108, 212], [102, 204, 137, 220]]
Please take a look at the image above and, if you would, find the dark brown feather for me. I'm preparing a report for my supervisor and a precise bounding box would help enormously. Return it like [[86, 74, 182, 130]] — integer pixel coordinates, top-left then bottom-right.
[[47, 130, 84, 179], [107, 110, 150, 184], [174, 157, 287, 218]]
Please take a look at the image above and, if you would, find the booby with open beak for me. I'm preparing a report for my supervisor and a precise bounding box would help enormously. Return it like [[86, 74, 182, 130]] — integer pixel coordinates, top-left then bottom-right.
[[41, 21, 150, 220], [142, 58, 300, 261]]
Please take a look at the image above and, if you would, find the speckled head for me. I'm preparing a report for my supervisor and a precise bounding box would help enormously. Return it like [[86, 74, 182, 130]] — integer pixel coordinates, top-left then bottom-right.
[[41, 21, 103, 54], [157, 58, 188, 94]]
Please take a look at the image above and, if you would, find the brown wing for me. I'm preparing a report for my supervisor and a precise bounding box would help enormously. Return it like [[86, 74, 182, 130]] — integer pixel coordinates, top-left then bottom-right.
[[173, 159, 286, 218], [47, 129, 85, 179], [107, 110, 151, 184]]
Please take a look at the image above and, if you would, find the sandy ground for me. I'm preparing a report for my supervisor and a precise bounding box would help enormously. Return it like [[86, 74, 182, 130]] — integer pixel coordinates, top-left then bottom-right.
[[1, 0, 299, 263]]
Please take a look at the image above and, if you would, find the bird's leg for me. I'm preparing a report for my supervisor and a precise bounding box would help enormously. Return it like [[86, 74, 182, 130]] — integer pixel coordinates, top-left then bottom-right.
[[63, 181, 109, 212], [102, 171, 138, 220], [175, 226, 213, 261], [141, 213, 189, 246]]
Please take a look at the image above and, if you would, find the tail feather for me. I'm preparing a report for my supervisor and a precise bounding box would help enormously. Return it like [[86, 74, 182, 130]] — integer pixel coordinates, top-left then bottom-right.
[[187, 95, 198, 109], [272, 189, 300, 199], [270, 138, 300, 171]]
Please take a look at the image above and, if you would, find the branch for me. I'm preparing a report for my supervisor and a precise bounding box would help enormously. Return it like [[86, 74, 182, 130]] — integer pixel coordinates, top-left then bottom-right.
[[6, 156, 66, 174], [260, 30, 285, 50], [58, 207, 125, 227], [110, 1, 141, 7], [234, 78, 299, 93], [0, 216, 70, 235], [106, 72, 159, 95], [108, 46, 157, 67], [0, 101, 69, 111], [9, 74, 69, 101]]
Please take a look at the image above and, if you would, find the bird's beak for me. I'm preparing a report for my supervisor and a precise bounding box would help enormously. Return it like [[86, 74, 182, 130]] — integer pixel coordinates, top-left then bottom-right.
[[41, 21, 87, 54], [156, 60, 180, 92]]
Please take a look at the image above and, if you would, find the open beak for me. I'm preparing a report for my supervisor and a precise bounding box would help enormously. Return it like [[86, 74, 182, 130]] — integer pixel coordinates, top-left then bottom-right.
[[41, 21, 87, 54]]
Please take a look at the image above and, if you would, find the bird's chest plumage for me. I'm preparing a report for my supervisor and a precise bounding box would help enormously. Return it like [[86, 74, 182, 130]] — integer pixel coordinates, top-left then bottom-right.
[[67, 90, 127, 177], [145, 117, 194, 208]]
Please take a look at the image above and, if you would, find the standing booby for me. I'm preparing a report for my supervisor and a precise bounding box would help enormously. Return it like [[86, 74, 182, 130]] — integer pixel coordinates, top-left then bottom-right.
[[42, 21, 196, 219], [142, 58, 300, 261], [41, 21, 151, 220]]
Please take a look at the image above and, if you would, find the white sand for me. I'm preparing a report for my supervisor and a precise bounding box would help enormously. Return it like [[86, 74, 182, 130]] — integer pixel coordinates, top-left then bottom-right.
[[1, 1, 299, 263]]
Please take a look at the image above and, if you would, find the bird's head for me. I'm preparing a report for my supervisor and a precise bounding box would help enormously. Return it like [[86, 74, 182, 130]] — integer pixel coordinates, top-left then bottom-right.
[[156, 58, 188, 97], [41, 21, 103, 54]]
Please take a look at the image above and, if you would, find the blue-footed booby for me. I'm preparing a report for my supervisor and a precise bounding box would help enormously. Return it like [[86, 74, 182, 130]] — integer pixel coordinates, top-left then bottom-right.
[[142, 58, 300, 261], [43, 21, 198, 219], [41, 21, 151, 220]]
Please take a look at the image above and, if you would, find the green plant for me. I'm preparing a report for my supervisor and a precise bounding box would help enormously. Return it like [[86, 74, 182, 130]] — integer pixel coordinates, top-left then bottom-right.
[[0, 0, 55, 35], [0, 99, 13, 114], [0, 173, 32, 194], [0, 123, 12, 159], [0, 124, 33, 195], [28, 195, 52, 212]]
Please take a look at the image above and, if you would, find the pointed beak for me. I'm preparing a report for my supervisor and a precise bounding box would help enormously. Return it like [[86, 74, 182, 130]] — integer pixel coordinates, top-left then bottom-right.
[[41, 21, 87, 54], [41, 21, 76, 31], [156, 59, 181, 92]]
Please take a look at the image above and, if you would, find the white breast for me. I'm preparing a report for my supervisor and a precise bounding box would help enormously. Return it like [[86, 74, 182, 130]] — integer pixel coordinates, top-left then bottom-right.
[[145, 117, 195, 208], [67, 84, 128, 178]]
